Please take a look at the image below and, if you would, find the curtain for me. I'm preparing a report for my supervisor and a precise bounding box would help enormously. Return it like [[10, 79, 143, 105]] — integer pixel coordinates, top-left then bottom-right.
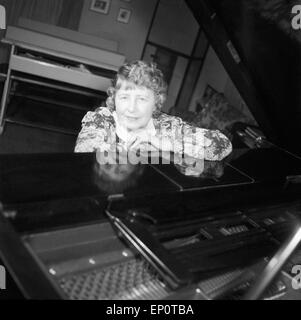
[[58, 0, 84, 30], [0, 0, 83, 30]]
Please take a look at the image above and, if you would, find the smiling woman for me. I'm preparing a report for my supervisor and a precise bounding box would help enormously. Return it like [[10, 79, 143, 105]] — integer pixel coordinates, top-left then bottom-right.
[[115, 83, 156, 132], [74, 60, 232, 162]]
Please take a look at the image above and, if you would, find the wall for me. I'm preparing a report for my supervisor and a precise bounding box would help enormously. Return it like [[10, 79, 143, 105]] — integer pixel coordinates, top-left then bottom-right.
[[0, 0, 158, 62], [18, 18, 119, 52], [149, 0, 199, 55], [142, 0, 199, 112], [224, 75, 257, 123], [189, 46, 228, 111], [78, 0, 158, 61], [189, 45, 257, 123]]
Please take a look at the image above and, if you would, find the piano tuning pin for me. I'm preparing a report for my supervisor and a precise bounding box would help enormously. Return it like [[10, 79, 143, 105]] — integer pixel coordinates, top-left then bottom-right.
[[122, 250, 129, 257], [127, 210, 157, 225], [2, 210, 17, 219], [49, 268, 56, 276], [211, 12, 216, 20]]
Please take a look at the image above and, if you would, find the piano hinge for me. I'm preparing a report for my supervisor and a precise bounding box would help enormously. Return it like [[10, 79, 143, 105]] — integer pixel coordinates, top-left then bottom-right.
[[108, 194, 125, 201], [227, 41, 241, 64]]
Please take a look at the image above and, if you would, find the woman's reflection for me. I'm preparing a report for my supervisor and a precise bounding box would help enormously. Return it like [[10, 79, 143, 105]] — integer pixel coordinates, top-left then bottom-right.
[[93, 151, 145, 194], [174, 157, 225, 180]]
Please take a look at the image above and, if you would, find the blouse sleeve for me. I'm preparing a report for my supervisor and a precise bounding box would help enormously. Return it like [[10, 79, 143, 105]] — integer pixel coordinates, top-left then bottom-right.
[[181, 121, 233, 161], [74, 108, 113, 153]]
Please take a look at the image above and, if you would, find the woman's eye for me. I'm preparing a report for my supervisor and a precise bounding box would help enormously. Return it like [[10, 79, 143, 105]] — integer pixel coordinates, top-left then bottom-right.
[[118, 96, 128, 100], [138, 97, 147, 102]]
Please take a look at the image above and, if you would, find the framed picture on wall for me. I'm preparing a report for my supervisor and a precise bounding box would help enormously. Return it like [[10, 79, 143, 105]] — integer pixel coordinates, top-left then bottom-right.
[[117, 8, 131, 24], [197, 84, 218, 112], [90, 0, 111, 15]]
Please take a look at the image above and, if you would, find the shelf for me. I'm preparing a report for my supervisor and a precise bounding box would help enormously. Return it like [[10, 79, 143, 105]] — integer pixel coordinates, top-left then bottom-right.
[[5, 118, 78, 136], [6, 96, 86, 135], [10, 55, 112, 92], [11, 92, 94, 113], [10, 74, 105, 98]]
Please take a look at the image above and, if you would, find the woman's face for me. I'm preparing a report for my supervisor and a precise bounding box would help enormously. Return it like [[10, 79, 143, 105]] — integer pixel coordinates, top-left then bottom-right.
[[115, 80, 156, 132]]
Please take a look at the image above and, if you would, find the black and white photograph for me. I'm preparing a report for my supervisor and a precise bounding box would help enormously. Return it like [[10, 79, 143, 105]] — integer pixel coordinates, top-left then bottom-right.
[[117, 8, 131, 23], [0, 0, 301, 304], [90, 0, 111, 14]]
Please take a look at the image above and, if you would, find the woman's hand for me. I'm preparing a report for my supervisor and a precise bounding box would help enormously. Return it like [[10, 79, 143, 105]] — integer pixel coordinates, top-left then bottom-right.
[[129, 135, 174, 152], [174, 155, 205, 177], [96, 144, 128, 165], [182, 129, 213, 147]]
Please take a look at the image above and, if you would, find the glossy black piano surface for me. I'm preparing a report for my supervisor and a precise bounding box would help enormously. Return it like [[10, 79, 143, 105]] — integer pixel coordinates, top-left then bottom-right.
[[0, 144, 301, 300]]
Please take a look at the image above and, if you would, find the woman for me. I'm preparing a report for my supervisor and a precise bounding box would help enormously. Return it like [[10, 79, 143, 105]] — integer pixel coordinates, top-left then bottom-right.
[[75, 60, 232, 162]]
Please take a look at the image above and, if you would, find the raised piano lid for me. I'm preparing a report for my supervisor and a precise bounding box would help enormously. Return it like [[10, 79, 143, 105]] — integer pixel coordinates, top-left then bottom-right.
[[4, 26, 125, 71], [185, 0, 301, 155]]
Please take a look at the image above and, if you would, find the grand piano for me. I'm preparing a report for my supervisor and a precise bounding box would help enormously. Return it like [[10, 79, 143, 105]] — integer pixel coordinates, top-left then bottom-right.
[[1, 0, 301, 300]]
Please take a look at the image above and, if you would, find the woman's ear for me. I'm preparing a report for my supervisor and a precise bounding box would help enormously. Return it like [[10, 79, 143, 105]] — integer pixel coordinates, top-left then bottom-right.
[[152, 107, 160, 118]]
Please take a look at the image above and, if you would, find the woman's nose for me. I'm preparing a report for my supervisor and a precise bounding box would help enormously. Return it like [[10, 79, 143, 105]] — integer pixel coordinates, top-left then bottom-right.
[[127, 97, 137, 113]]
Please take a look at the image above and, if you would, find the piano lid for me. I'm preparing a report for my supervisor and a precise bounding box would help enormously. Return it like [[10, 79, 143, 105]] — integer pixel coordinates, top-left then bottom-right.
[[185, 0, 301, 155]]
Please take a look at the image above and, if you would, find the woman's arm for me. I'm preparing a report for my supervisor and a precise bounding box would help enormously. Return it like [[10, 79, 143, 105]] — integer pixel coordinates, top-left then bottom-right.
[[74, 108, 114, 152], [181, 122, 233, 161], [131, 114, 232, 161], [153, 113, 232, 161]]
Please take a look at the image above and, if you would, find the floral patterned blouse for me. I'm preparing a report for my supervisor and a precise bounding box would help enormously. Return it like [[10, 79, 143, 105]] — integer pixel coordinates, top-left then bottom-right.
[[74, 107, 232, 161]]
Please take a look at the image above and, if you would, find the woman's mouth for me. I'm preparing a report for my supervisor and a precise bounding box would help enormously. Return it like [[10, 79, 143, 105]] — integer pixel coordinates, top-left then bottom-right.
[[125, 116, 139, 121]]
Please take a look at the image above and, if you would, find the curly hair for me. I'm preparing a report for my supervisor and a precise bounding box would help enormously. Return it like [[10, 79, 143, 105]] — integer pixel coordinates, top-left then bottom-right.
[[106, 60, 167, 113]]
